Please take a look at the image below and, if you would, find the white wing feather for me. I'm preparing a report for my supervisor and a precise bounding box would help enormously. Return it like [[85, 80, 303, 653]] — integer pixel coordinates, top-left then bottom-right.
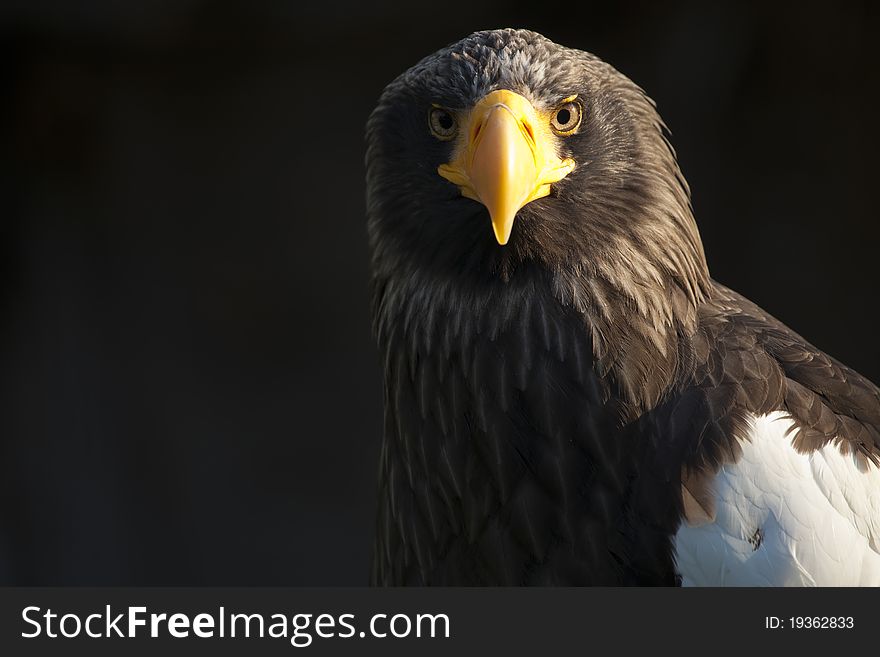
[[674, 411, 880, 586]]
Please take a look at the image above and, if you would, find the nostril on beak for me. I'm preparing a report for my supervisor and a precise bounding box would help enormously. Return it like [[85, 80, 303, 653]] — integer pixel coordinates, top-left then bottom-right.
[[521, 121, 535, 147], [472, 121, 482, 144]]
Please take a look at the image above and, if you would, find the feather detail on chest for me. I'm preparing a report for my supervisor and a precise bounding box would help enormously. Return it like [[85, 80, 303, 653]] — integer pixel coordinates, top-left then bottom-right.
[[371, 269, 686, 585]]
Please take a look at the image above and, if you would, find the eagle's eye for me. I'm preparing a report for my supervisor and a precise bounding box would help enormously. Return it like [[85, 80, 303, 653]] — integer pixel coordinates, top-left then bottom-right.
[[550, 100, 582, 135], [428, 107, 457, 140]]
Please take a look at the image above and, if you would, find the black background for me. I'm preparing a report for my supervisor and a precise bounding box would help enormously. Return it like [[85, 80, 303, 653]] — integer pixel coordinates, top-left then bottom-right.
[[1, 1, 878, 584]]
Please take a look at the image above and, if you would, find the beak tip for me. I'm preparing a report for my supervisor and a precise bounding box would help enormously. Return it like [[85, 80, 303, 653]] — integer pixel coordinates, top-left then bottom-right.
[[491, 221, 513, 246]]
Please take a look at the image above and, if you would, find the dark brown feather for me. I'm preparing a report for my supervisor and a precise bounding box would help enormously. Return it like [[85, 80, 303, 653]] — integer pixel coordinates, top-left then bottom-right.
[[366, 29, 880, 585]]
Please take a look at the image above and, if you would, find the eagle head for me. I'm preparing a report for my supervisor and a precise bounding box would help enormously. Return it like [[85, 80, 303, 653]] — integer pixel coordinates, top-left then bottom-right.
[[366, 28, 708, 300], [366, 29, 712, 416]]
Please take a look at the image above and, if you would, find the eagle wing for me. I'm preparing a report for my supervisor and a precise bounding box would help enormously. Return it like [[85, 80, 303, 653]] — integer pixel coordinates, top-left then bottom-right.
[[672, 283, 880, 585]]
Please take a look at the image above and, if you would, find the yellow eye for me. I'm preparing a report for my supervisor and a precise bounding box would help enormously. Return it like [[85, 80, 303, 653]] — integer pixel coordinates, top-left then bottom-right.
[[550, 100, 582, 135], [429, 107, 457, 140]]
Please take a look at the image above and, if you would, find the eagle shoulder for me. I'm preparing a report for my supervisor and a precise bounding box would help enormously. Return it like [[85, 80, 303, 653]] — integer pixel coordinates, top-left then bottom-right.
[[669, 283, 880, 585], [687, 282, 880, 467]]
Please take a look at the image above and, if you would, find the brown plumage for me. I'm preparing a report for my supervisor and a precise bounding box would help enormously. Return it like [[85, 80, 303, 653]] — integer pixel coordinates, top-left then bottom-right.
[[366, 29, 880, 585]]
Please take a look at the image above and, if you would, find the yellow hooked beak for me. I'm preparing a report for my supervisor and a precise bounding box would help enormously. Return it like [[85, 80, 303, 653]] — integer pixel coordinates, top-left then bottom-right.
[[437, 90, 575, 245]]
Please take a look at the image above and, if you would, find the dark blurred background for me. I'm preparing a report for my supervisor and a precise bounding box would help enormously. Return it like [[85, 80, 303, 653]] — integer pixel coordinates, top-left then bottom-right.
[[0, 0, 877, 584]]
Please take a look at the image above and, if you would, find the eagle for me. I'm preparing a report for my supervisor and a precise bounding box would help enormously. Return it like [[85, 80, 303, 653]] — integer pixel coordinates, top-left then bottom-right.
[[365, 28, 880, 586]]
